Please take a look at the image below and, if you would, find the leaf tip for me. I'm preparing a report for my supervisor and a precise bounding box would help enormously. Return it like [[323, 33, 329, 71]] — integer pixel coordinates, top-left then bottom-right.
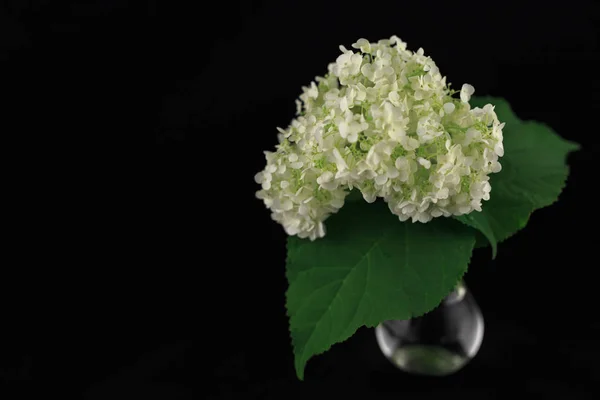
[[567, 140, 581, 153], [294, 358, 306, 381]]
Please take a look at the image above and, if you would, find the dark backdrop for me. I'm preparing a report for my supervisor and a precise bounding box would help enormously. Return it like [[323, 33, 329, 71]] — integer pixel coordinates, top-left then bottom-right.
[[4, 0, 600, 398]]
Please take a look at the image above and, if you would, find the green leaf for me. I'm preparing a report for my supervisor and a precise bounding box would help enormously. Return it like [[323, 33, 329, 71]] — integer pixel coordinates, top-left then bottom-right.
[[286, 200, 476, 380], [455, 213, 498, 259], [473, 231, 489, 249], [344, 188, 365, 203], [455, 97, 579, 249]]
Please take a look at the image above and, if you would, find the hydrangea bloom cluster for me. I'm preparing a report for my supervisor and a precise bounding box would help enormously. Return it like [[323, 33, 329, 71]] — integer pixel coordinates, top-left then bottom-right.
[[255, 36, 505, 240]]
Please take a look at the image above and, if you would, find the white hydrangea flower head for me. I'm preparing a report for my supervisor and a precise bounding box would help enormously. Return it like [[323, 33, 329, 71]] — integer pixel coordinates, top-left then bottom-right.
[[255, 36, 505, 240]]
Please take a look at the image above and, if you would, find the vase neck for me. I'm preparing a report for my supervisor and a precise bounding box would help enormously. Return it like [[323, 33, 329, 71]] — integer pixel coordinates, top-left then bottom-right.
[[443, 280, 467, 305]]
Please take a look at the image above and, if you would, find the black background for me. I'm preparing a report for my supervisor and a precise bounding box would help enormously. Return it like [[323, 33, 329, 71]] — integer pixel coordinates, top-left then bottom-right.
[[4, 0, 600, 398]]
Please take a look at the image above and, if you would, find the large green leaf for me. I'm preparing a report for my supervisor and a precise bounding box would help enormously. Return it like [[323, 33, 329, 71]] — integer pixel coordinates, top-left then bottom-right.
[[455, 212, 498, 259], [286, 200, 476, 380], [455, 97, 579, 251]]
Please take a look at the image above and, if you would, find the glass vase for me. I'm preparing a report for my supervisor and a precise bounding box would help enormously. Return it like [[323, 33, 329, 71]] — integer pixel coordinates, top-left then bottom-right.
[[374, 280, 484, 376]]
